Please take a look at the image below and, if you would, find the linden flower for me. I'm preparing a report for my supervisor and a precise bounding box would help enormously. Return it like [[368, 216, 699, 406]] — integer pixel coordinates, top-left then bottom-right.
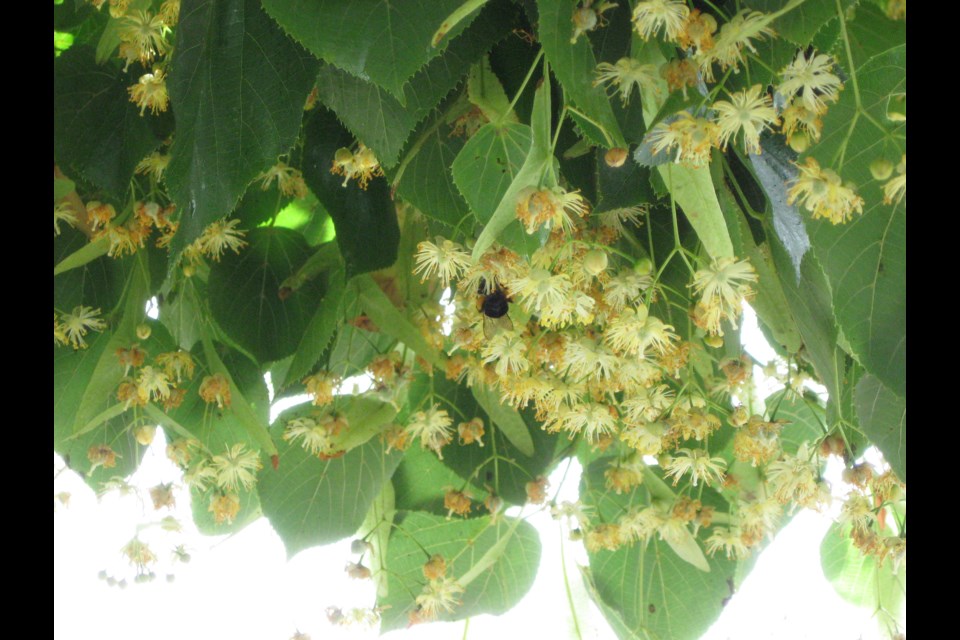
[[563, 336, 620, 381], [883, 155, 906, 205], [210, 444, 262, 492], [619, 506, 664, 543], [283, 416, 339, 458], [690, 256, 757, 335], [607, 306, 677, 358], [593, 57, 660, 105], [330, 143, 383, 189], [303, 371, 339, 407], [787, 157, 864, 224], [712, 85, 779, 155], [136, 365, 172, 403], [509, 268, 571, 316], [119, 10, 169, 65], [632, 0, 690, 41], [209, 492, 241, 525], [570, 1, 617, 44], [199, 373, 231, 408], [705, 526, 750, 559], [87, 444, 118, 471], [678, 9, 717, 54], [128, 69, 169, 115], [552, 402, 619, 443], [54, 202, 77, 236], [60, 305, 107, 349], [135, 151, 171, 182], [414, 576, 464, 621], [155, 351, 196, 383], [663, 448, 727, 487], [122, 537, 156, 569], [197, 218, 247, 261], [765, 443, 827, 509], [481, 332, 530, 378], [405, 406, 454, 459], [778, 50, 843, 115], [780, 100, 823, 145], [413, 238, 471, 288], [515, 186, 588, 235], [646, 111, 720, 167], [257, 162, 308, 198], [660, 58, 699, 98], [703, 10, 775, 78], [603, 269, 653, 310]]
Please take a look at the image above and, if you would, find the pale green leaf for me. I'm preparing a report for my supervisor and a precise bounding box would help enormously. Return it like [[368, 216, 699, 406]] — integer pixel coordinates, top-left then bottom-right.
[[471, 383, 534, 457], [855, 374, 905, 482]]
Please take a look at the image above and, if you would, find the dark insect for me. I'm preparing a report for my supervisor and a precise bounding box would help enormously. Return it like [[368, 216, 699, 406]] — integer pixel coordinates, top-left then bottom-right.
[[477, 278, 514, 339]]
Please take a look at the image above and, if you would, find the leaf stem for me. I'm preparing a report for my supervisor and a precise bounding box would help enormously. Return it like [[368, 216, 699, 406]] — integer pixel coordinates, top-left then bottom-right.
[[501, 49, 545, 127]]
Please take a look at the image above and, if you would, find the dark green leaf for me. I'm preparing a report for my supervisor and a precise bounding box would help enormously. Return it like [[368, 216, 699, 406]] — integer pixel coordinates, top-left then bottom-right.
[[745, 0, 840, 45], [855, 374, 905, 482], [839, 3, 906, 70], [301, 108, 400, 277], [208, 227, 326, 365], [392, 442, 475, 514], [53, 46, 158, 197], [166, 0, 318, 260], [262, 0, 482, 101], [379, 512, 541, 631], [54, 226, 126, 314], [595, 153, 655, 214], [392, 114, 471, 230], [536, 0, 624, 147], [282, 267, 346, 388], [259, 434, 403, 557], [807, 46, 906, 398], [313, 1, 515, 169]]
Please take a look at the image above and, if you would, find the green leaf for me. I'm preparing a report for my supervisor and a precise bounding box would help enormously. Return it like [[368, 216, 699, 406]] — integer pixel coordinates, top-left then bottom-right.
[[581, 461, 738, 640], [191, 485, 262, 535], [165, 0, 318, 260], [158, 276, 205, 352], [53, 45, 158, 197], [54, 236, 111, 277], [313, 1, 514, 170], [764, 388, 828, 454], [807, 45, 906, 398], [392, 113, 472, 230], [392, 442, 476, 514], [378, 512, 541, 631], [452, 121, 532, 223], [357, 480, 396, 598], [406, 372, 560, 507], [745, 0, 840, 45], [468, 54, 518, 124], [839, 2, 906, 70], [471, 77, 554, 259], [594, 152, 655, 214], [471, 384, 534, 457], [855, 374, 905, 482], [281, 267, 346, 388], [54, 177, 76, 201], [208, 227, 326, 365], [274, 394, 398, 454], [536, 0, 624, 148], [54, 226, 125, 313], [820, 523, 906, 635], [354, 274, 445, 369], [259, 435, 403, 557], [262, 0, 482, 101], [95, 0, 151, 63], [301, 108, 401, 277]]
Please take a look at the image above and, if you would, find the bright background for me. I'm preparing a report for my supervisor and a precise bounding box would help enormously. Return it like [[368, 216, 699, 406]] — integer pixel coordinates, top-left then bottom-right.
[[53, 307, 896, 640]]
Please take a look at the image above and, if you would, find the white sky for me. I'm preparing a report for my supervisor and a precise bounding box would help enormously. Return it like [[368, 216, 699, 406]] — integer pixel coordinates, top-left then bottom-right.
[[53, 306, 900, 640]]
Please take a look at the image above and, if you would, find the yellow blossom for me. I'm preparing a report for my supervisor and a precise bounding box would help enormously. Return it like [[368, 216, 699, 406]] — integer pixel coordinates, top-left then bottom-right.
[[54, 202, 77, 236], [135, 151, 171, 181], [444, 489, 472, 518], [155, 351, 196, 383], [788, 157, 864, 224], [283, 416, 341, 458], [210, 444, 262, 492], [60, 305, 107, 349], [414, 576, 464, 622], [689, 257, 757, 335], [136, 365, 171, 403], [405, 406, 454, 459], [778, 50, 843, 114], [199, 373, 231, 408], [119, 10, 169, 65], [515, 186, 588, 235], [209, 492, 241, 524], [702, 10, 775, 79], [712, 85, 779, 154], [781, 100, 823, 145], [663, 448, 727, 487], [257, 162, 308, 198], [128, 69, 169, 115], [413, 237, 472, 288], [660, 58, 699, 98], [883, 155, 906, 205], [87, 444, 119, 471], [631, 0, 690, 41], [678, 9, 717, 54], [330, 143, 383, 189], [457, 418, 485, 447], [646, 111, 720, 167], [303, 371, 339, 406], [196, 218, 248, 261], [593, 57, 660, 105]]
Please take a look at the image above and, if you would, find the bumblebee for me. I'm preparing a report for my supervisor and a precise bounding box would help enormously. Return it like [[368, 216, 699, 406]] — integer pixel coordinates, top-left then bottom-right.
[[477, 279, 513, 339]]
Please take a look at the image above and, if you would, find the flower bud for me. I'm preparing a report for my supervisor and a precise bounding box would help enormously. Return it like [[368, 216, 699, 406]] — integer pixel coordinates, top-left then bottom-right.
[[604, 147, 628, 168], [583, 249, 608, 275], [135, 425, 156, 446], [788, 131, 809, 153], [136, 323, 152, 340], [869, 158, 894, 181]]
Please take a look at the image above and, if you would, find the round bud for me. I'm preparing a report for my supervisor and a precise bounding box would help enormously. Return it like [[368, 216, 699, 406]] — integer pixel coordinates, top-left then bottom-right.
[[572, 7, 598, 32], [583, 249, 608, 275], [333, 148, 354, 164], [788, 131, 809, 153], [705, 335, 724, 348], [183, 264, 195, 278], [869, 158, 894, 181], [604, 147, 628, 168], [136, 323, 152, 340], [633, 257, 653, 275], [135, 425, 156, 446], [351, 539, 372, 555]]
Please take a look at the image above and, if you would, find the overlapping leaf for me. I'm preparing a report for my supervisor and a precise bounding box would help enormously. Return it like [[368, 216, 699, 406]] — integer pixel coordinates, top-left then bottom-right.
[[166, 0, 317, 259], [855, 374, 906, 482], [262, 0, 482, 101]]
